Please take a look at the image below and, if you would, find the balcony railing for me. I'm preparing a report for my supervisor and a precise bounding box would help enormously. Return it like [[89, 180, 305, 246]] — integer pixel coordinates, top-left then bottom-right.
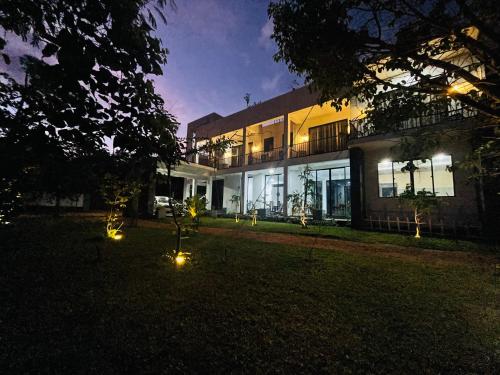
[[246, 147, 284, 165], [216, 155, 243, 169], [350, 104, 478, 139], [191, 154, 243, 169], [288, 135, 348, 159]]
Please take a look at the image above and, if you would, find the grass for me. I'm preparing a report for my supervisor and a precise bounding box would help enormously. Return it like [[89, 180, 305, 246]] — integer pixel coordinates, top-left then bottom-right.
[[184, 216, 495, 253], [1, 218, 499, 373]]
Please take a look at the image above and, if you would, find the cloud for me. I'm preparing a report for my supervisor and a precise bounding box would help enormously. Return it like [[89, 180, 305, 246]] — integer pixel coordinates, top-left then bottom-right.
[[258, 17, 274, 50], [261, 72, 282, 93]]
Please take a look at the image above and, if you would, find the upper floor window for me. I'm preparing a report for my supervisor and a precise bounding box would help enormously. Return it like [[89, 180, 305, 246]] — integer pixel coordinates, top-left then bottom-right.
[[377, 154, 454, 197]]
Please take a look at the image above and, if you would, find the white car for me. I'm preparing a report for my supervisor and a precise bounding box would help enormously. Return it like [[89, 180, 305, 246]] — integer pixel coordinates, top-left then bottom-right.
[[154, 196, 170, 208]]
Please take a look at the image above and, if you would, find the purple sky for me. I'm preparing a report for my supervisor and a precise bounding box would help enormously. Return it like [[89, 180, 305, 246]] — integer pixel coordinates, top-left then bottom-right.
[[155, 0, 301, 138], [0, 1, 301, 139]]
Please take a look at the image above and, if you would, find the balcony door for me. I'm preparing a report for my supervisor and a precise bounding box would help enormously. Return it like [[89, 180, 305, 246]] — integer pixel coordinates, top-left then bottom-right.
[[264, 174, 283, 215], [231, 145, 242, 167], [313, 167, 351, 217], [308, 120, 348, 155]]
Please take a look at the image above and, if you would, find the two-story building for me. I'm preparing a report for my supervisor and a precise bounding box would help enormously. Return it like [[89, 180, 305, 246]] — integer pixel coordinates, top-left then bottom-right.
[[156, 82, 490, 236]]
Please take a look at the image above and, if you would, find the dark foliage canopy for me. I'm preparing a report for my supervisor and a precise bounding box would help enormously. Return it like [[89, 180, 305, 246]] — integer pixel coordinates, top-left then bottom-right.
[[270, 0, 499, 121], [0, 0, 179, 204]]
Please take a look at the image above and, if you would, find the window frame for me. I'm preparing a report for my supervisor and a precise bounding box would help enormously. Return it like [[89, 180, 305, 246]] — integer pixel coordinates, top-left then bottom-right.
[[376, 155, 455, 198]]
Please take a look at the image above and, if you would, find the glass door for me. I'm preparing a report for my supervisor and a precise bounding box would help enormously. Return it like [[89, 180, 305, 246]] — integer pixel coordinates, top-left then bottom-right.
[[264, 174, 283, 215]]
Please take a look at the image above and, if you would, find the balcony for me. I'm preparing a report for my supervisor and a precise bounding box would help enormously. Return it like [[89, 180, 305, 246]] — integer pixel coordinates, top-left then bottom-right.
[[216, 155, 243, 169], [246, 147, 284, 165], [191, 154, 242, 169], [288, 135, 348, 159], [350, 103, 478, 139]]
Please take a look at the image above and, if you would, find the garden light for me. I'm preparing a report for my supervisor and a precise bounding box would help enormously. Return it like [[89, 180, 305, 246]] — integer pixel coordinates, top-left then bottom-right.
[[175, 253, 186, 266]]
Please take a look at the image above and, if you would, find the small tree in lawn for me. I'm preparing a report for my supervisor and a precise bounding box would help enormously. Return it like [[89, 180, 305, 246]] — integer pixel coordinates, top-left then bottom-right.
[[100, 175, 141, 240], [399, 186, 438, 239], [291, 165, 314, 228], [288, 191, 305, 227], [229, 194, 241, 222], [184, 194, 207, 229]]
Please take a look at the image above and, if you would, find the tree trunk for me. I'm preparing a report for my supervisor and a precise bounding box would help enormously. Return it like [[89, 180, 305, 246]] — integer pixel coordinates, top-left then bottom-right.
[[167, 165, 182, 253]]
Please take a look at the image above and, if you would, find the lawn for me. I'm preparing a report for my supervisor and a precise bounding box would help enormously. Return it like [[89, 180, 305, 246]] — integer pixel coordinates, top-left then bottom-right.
[[1, 218, 499, 374], [189, 216, 494, 253]]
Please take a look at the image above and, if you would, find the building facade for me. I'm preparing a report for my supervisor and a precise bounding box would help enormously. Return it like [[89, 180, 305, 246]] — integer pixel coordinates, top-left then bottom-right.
[[156, 80, 491, 237]]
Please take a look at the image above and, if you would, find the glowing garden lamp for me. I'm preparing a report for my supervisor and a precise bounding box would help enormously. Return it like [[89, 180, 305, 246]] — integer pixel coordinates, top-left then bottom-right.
[[175, 252, 186, 266], [112, 232, 124, 240]]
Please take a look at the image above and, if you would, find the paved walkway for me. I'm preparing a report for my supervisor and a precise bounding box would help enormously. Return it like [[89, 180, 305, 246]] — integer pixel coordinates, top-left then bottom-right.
[[138, 220, 497, 268]]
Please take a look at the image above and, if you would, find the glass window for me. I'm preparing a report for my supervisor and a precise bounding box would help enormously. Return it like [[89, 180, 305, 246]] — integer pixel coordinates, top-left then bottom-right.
[[377, 155, 454, 197], [393, 162, 411, 196], [432, 154, 454, 196], [378, 161, 394, 197], [413, 160, 433, 193]]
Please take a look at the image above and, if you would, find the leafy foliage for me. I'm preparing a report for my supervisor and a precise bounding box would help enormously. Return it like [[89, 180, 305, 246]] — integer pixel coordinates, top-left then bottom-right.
[[0, 0, 178, 213], [184, 194, 207, 224], [270, 0, 499, 119], [100, 175, 141, 239], [399, 186, 439, 238]]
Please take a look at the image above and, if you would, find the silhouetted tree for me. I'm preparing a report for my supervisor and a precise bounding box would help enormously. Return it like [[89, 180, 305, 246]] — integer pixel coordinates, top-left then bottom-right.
[[0, 0, 178, 215]]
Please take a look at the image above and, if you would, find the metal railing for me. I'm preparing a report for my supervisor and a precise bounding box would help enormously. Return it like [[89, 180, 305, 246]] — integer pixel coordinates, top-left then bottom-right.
[[288, 135, 348, 159], [246, 147, 284, 165], [190, 154, 243, 169], [216, 155, 243, 169], [350, 105, 478, 139]]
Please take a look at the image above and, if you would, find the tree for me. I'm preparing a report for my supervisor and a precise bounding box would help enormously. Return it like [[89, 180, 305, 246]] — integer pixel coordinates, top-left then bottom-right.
[[0, 0, 178, 215], [229, 194, 241, 222], [287, 165, 314, 228], [100, 174, 141, 240], [399, 186, 438, 238], [270, 0, 499, 235], [270, 0, 499, 118], [184, 194, 207, 228]]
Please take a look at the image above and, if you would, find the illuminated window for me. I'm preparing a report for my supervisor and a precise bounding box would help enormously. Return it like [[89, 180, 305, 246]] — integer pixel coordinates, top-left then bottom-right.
[[377, 155, 454, 197], [432, 154, 454, 196]]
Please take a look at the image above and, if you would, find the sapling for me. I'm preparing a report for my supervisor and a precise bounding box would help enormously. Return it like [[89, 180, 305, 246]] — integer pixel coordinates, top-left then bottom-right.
[[399, 186, 438, 238]]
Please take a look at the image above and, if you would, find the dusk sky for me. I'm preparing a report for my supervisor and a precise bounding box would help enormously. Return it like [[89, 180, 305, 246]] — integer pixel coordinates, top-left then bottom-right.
[[155, 0, 301, 138], [0, 1, 301, 139]]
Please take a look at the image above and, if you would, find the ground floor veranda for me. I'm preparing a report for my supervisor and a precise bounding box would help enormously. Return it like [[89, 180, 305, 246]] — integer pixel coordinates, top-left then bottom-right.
[[157, 159, 352, 219]]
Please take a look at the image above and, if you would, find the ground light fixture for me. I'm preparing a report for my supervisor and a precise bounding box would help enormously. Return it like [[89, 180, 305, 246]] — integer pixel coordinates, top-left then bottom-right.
[[107, 228, 124, 240], [175, 252, 187, 266]]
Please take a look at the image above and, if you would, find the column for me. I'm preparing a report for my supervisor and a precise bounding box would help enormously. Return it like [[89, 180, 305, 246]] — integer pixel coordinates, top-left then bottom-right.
[[283, 165, 288, 216], [283, 113, 289, 160], [349, 147, 365, 228], [192, 178, 197, 196], [240, 172, 245, 214], [206, 176, 213, 210], [242, 126, 247, 166]]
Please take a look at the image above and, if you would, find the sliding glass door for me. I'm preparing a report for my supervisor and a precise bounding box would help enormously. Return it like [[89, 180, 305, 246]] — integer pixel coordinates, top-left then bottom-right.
[[313, 167, 351, 218], [264, 174, 283, 215]]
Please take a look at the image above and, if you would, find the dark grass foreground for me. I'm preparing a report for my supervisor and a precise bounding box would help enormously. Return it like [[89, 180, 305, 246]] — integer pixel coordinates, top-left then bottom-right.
[[1, 218, 498, 374]]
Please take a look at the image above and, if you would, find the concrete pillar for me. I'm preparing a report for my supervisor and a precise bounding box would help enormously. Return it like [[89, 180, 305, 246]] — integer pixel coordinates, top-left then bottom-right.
[[283, 165, 288, 216], [242, 126, 247, 166], [240, 172, 245, 214], [283, 113, 289, 160], [192, 178, 197, 196], [349, 147, 365, 228], [206, 176, 213, 210]]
